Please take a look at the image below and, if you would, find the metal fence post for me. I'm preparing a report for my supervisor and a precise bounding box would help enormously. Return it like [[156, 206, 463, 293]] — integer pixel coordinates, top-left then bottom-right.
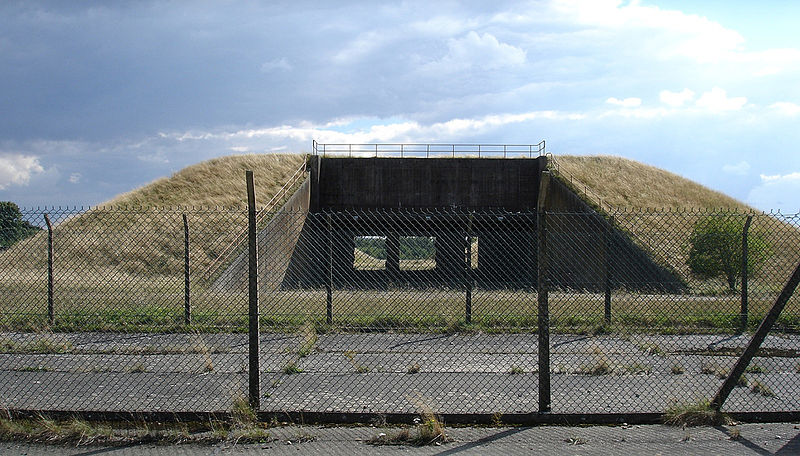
[[465, 213, 473, 324], [537, 171, 551, 413], [604, 216, 613, 324], [741, 215, 753, 330], [326, 213, 333, 325], [183, 213, 191, 325], [246, 170, 260, 411], [44, 213, 54, 326]]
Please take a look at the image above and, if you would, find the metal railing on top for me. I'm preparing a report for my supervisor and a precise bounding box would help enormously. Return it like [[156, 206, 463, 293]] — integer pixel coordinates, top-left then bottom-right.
[[312, 141, 546, 158]]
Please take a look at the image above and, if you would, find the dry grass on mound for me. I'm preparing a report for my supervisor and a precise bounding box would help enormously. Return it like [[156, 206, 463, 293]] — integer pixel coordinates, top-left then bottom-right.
[[0, 154, 306, 277], [554, 155, 750, 211], [105, 153, 306, 209]]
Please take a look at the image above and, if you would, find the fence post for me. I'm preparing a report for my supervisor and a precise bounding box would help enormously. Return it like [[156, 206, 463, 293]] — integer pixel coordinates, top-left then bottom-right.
[[537, 171, 551, 413], [465, 213, 473, 324], [326, 213, 333, 325], [44, 213, 54, 326], [604, 216, 614, 324], [246, 170, 260, 411], [741, 215, 753, 330], [711, 258, 800, 411], [183, 213, 191, 325]]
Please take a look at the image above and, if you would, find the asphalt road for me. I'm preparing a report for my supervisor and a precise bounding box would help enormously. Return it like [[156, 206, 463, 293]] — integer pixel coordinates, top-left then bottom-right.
[[3, 423, 800, 455], [1, 331, 798, 414]]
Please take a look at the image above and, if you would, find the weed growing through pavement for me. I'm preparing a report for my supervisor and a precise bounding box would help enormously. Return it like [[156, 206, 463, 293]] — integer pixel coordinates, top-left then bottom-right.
[[369, 400, 450, 446], [622, 362, 652, 375], [736, 374, 749, 387], [407, 363, 420, 374], [745, 364, 766, 374], [344, 350, 369, 373], [509, 365, 524, 375], [191, 332, 214, 373], [638, 341, 666, 357], [663, 400, 729, 427], [297, 321, 317, 358], [126, 362, 147, 373], [564, 436, 588, 445], [578, 347, 613, 375], [750, 380, 775, 397], [671, 364, 685, 375], [700, 362, 728, 379], [283, 361, 301, 375]]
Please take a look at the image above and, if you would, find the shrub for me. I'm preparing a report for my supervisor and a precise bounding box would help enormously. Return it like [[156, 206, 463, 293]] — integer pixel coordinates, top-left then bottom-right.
[[687, 216, 770, 293], [0, 202, 40, 250]]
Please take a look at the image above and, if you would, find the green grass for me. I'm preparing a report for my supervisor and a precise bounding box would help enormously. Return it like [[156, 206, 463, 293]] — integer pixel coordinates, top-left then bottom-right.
[[1, 287, 798, 334]]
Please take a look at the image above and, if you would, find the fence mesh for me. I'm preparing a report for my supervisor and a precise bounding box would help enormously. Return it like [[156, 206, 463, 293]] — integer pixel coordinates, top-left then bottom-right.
[[0, 206, 798, 415]]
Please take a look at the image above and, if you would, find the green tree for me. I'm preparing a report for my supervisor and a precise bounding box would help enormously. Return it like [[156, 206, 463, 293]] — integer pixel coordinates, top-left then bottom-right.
[[0, 202, 41, 250], [687, 216, 770, 293]]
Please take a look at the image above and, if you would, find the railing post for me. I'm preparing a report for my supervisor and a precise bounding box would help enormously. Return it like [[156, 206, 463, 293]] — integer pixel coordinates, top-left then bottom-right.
[[183, 213, 191, 325], [465, 213, 473, 324], [44, 213, 54, 326], [537, 171, 551, 413], [741, 215, 753, 330], [326, 213, 333, 325], [246, 170, 260, 411]]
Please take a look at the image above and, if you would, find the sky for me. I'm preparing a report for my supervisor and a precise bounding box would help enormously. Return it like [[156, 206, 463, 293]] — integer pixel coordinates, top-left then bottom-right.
[[2, 0, 800, 212]]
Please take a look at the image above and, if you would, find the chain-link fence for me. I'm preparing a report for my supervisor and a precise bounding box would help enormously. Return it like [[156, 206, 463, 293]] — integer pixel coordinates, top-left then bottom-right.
[[1, 206, 798, 417]]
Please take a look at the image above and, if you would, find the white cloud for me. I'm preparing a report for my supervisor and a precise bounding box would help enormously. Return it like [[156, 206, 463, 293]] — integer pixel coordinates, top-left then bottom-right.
[[331, 31, 390, 64], [722, 161, 750, 176], [160, 110, 583, 146], [260, 57, 292, 72], [137, 152, 169, 164], [606, 97, 641, 108], [68, 172, 82, 184], [0, 154, 44, 190], [429, 31, 526, 71], [659, 89, 695, 107], [748, 172, 800, 213], [229, 146, 249, 152], [769, 102, 800, 116], [695, 87, 747, 112], [550, 0, 745, 63]]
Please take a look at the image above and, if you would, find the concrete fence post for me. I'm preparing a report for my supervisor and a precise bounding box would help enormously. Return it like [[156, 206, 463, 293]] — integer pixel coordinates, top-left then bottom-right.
[[326, 213, 333, 325], [246, 170, 260, 411], [465, 213, 473, 324], [604, 216, 614, 324], [537, 171, 551, 413], [741, 215, 753, 330], [44, 213, 54, 326], [183, 213, 190, 325]]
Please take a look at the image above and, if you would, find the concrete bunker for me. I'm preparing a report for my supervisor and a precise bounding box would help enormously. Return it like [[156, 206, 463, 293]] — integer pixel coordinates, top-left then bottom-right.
[[218, 146, 684, 293]]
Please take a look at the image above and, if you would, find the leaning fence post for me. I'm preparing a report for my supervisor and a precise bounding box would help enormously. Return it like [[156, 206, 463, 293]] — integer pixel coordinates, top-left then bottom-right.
[[246, 170, 260, 411], [604, 216, 614, 324], [711, 258, 800, 411], [740, 215, 753, 330], [537, 171, 551, 413], [326, 213, 333, 325], [183, 213, 191, 325], [465, 213, 473, 324], [44, 213, 54, 326]]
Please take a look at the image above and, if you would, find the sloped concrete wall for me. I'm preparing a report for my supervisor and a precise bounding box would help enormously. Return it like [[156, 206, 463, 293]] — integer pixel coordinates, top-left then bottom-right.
[[213, 176, 310, 293]]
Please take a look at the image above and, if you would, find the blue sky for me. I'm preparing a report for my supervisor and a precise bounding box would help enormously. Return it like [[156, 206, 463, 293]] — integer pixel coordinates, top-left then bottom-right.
[[2, 0, 800, 211]]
